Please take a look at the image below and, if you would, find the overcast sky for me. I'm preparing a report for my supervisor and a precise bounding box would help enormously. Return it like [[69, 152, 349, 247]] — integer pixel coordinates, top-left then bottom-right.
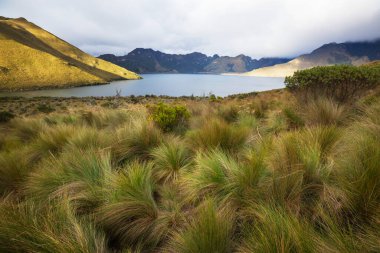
[[1, 0, 380, 58]]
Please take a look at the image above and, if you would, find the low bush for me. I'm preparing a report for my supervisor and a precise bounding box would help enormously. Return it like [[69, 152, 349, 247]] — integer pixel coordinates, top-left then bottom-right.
[[148, 102, 190, 132], [285, 65, 380, 103]]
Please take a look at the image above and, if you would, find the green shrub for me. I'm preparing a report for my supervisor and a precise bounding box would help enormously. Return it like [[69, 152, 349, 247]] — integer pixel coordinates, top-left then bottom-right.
[[148, 103, 190, 132], [0, 111, 14, 123], [285, 65, 380, 103]]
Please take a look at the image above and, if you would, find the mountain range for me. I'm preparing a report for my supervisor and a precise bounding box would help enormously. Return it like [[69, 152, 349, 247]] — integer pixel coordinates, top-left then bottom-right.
[[98, 49, 292, 74], [0, 17, 140, 91], [243, 40, 380, 77]]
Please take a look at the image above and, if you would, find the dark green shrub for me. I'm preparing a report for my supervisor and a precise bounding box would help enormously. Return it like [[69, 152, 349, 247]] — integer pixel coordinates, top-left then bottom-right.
[[0, 111, 14, 123], [148, 103, 190, 132], [285, 65, 380, 103]]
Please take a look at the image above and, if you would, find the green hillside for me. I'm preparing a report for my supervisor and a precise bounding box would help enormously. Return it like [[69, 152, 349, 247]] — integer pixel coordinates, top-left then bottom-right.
[[0, 17, 140, 91]]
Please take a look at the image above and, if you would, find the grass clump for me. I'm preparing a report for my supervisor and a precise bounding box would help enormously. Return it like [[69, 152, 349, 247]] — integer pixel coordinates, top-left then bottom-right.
[[239, 206, 316, 253], [0, 198, 107, 253], [187, 118, 249, 153], [304, 98, 346, 126], [96, 161, 159, 250], [25, 149, 112, 213], [0, 149, 31, 195], [112, 120, 163, 164], [151, 137, 191, 183], [183, 149, 267, 208], [167, 199, 234, 253]]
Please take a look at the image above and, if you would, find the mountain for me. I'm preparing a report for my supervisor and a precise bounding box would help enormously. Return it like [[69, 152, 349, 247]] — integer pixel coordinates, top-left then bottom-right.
[[0, 17, 140, 91], [98, 49, 291, 74], [243, 40, 380, 77]]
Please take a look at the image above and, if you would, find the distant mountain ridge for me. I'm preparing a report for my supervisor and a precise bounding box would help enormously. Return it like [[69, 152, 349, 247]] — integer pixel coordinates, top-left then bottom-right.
[[0, 17, 140, 91], [99, 49, 291, 74], [243, 39, 380, 77]]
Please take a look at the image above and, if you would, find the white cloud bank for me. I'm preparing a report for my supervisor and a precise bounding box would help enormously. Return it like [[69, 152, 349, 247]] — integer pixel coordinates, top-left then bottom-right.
[[1, 0, 379, 58]]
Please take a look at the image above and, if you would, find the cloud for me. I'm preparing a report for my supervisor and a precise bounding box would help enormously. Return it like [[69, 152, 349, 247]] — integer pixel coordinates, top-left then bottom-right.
[[1, 0, 379, 58]]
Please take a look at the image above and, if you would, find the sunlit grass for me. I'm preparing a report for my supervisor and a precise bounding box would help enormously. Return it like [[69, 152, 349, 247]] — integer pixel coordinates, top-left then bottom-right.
[[0, 86, 379, 252]]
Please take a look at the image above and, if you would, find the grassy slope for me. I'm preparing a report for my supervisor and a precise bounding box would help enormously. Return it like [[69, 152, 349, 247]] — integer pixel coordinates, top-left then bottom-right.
[[0, 17, 140, 90]]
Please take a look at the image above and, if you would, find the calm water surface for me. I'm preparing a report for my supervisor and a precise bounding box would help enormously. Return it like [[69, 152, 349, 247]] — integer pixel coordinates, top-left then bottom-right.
[[0, 74, 284, 97]]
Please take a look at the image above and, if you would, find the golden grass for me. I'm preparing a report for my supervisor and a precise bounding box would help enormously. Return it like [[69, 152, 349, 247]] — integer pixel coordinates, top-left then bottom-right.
[[0, 17, 140, 91]]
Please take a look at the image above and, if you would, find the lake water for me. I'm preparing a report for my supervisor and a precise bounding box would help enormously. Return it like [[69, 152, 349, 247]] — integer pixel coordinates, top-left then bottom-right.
[[0, 74, 284, 97]]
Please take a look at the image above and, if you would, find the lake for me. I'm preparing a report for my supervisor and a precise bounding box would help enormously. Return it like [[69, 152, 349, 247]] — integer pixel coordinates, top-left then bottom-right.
[[0, 74, 285, 97]]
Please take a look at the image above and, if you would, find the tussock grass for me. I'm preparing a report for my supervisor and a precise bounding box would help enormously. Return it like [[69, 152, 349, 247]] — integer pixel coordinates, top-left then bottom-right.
[[239, 206, 316, 253], [0, 198, 107, 253], [10, 117, 48, 142], [96, 161, 159, 250], [0, 149, 31, 195], [183, 149, 267, 209], [336, 101, 380, 224], [268, 126, 341, 214], [112, 120, 163, 164], [151, 137, 191, 183], [80, 109, 140, 129], [28, 124, 77, 161], [166, 199, 234, 253], [187, 118, 249, 153], [25, 148, 112, 212], [305, 98, 346, 126], [0, 86, 379, 252]]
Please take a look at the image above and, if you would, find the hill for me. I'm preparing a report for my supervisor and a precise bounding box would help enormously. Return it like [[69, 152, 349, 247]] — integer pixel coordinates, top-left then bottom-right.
[[0, 17, 140, 91], [243, 39, 380, 77], [98, 48, 291, 74]]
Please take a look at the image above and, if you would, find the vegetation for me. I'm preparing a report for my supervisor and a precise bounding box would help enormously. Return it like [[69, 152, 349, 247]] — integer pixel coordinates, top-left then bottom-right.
[[285, 65, 380, 102], [0, 17, 140, 91], [0, 72, 379, 252], [148, 102, 190, 132]]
